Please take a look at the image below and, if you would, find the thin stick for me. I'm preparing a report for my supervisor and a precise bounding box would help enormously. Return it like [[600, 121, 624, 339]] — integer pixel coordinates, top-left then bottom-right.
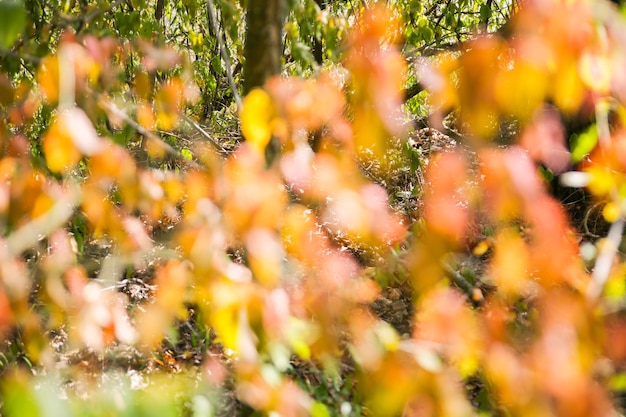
[[182, 114, 226, 154], [443, 263, 483, 304], [206, 0, 243, 112]]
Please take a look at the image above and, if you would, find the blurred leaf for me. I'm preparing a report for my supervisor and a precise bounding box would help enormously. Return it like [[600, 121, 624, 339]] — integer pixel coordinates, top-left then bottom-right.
[[570, 124, 598, 163], [240, 89, 274, 153], [292, 41, 315, 64], [33, 377, 72, 417], [310, 402, 331, 417], [1, 373, 41, 417], [0, 0, 26, 49], [609, 372, 626, 391], [181, 148, 193, 160], [479, 3, 491, 23], [603, 201, 620, 223], [42, 116, 82, 174], [191, 395, 215, 417]]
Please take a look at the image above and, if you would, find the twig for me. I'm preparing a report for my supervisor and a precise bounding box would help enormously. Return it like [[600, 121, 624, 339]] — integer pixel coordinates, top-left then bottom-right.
[[443, 263, 483, 304], [181, 114, 228, 155], [582, 201, 604, 239], [206, 0, 243, 112]]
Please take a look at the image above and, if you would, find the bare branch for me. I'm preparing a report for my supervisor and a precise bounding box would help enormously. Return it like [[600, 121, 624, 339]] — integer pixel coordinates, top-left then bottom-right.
[[206, 0, 243, 112]]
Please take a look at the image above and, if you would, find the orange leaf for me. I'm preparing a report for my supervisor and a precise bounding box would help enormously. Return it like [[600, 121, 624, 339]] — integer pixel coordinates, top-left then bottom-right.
[[36, 55, 59, 104]]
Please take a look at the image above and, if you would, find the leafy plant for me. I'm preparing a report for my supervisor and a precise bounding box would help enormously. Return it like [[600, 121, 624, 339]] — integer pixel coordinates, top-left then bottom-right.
[[2, 1, 626, 417]]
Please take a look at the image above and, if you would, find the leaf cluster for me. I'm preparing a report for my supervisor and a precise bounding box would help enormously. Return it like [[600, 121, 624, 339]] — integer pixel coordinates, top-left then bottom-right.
[[2, 1, 626, 417]]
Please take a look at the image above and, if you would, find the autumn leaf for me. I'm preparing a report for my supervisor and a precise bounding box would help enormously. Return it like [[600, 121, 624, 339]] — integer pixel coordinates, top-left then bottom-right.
[[488, 228, 531, 297], [43, 107, 103, 173], [36, 55, 60, 105], [43, 116, 82, 174], [240, 89, 275, 154], [422, 151, 471, 244]]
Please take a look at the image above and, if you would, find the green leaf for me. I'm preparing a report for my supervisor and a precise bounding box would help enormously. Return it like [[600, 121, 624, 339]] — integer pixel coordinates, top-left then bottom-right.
[[416, 15, 428, 29], [479, 3, 492, 23], [292, 41, 315, 65], [0, 0, 26, 49], [570, 124, 598, 163], [404, 141, 422, 174], [537, 165, 554, 183], [421, 26, 434, 43], [410, 0, 424, 15], [610, 372, 626, 391], [181, 148, 193, 160], [1, 376, 41, 417], [310, 402, 331, 417]]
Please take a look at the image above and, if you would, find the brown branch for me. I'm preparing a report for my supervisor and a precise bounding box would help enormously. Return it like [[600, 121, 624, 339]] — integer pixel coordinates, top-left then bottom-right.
[[404, 82, 426, 101]]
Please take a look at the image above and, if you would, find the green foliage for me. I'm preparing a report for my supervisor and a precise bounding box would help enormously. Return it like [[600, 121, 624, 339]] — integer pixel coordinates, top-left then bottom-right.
[[0, 0, 27, 49], [570, 124, 599, 163]]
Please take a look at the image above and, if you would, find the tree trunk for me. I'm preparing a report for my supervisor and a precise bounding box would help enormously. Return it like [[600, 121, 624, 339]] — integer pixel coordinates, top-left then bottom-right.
[[243, 0, 287, 94]]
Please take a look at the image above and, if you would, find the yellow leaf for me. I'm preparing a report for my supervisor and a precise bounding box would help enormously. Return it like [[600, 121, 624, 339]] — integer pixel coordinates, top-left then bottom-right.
[[240, 89, 274, 153], [134, 71, 152, 99], [603, 201, 621, 223], [59, 107, 103, 156], [585, 166, 615, 197], [43, 117, 81, 173], [495, 63, 547, 121], [145, 137, 167, 159], [156, 111, 178, 130], [551, 62, 585, 114], [472, 238, 492, 256]]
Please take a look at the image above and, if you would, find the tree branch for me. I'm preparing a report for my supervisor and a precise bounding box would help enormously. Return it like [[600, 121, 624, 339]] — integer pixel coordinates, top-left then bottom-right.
[[404, 81, 426, 101], [206, 0, 243, 112]]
